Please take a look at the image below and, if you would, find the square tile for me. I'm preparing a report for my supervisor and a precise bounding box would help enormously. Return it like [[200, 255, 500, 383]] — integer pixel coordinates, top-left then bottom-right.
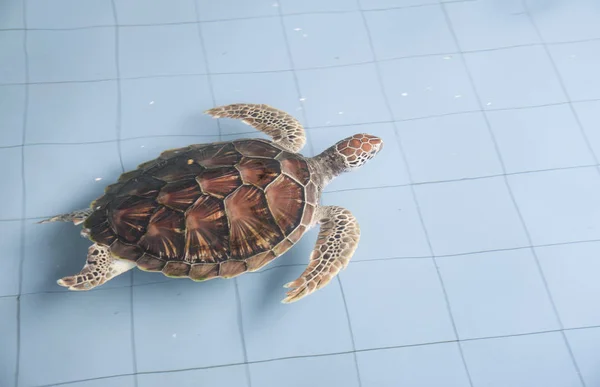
[[138, 365, 249, 387], [0, 31, 26, 84], [364, 6, 457, 60], [549, 40, 600, 101], [296, 63, 390, 127], [438, 249, 559, 339], [0, 221, 22, 297], [445, 0, 540, 51], [0, 297, 17, 387], [357, 343, 471, 387], [464, 46, 567, 109], [133, 280, 245, 371], [323, 187, 431, 260], [19, 289, 134, 387], [66, 376, 136, 387], [415, 177, 529, 256], [201, 18, 290, 73], [310, 123, 410, 191], [211, 72, 305, 134], [526, 0, 600, 43], [250, 354, 360, 387], [565, 327, 600, 387], [119, 25, 206, 79], [283, 12, 373, 69], [487, 105, 595, 173], [280, 0, 358, 13], [196, 0, 278, 21], [359, 0, 438, 9], [341, 259, 455, 349], [537, 242, 600, 329], [22, 219, 132, 294], [27, 0, 113, 28], [573, 100, 600, 158], [237, 266, 353, 361], [508, 168, 600, 245], [461, 333, 582, 387], [379, 55, 478, 120], [398, 112, 502, 183], [24, 143, 122, 218], [0, 0, 24, 29], [0, 147, 23, 220], [115, 0, 196, 24], [27, 81, 118, 144], [0, 85, 25, 146], [28, 28, 116, 83], [120, 135, 219, 171], [120, 76, 218, 138]]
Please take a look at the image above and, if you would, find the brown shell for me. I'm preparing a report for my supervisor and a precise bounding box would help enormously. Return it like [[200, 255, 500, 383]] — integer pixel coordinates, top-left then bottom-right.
[[85, 139, 317, 280]]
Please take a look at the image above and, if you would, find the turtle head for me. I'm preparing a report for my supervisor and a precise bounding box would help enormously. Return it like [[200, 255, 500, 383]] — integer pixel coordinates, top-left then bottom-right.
[[312, 133, 383, 187], [333, 133, 383, 171]]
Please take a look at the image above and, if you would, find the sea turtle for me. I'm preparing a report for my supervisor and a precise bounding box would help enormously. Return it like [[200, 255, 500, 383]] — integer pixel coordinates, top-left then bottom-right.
[[39, 104, 383, 303]]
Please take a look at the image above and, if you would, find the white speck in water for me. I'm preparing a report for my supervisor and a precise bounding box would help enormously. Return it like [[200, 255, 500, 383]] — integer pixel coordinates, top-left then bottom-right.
[[454, 94, 462, 98], [302, 34, 308, 38], [94, 177, 102, 181], [425, 86, 432, 91], [401, 92, 408, 97], [294, 28, 302, 31], [149, 101, 154, 105], [140, 145, 145, 148], [272, 2, 279, 7], [172, 333, 177, 338], [338, 111, 344, 115], [443, 56, 452, 60], [299, 97, 306, 101], [486, 102, 492, 106]]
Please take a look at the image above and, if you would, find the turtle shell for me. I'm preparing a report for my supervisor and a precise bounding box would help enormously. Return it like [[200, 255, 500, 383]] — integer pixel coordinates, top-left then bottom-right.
[[84, 139, 317, 280]]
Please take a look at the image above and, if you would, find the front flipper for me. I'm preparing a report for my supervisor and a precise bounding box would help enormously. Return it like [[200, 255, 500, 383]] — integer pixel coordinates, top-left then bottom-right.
[[57, 244, 136, 291], [38, 208, 93, 226], [205, 103, 306, 153], [282, 206, 360, 303]]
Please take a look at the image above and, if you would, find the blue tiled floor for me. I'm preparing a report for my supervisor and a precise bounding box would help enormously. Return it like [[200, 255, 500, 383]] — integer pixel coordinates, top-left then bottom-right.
[[2, 1, 600, 386]]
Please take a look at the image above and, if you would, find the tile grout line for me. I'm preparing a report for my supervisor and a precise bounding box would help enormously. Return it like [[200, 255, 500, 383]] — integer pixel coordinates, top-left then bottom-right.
[[33, 323, 600, 387], [9, 234, 600, 301], [4, 161, 600, 224], [441, 2, 586, 386], [0, 0, 479, 33], [4, 96, 600, 150], [521, 3, 600, 168], [336, 276, 363, 387], [193, 2, 253, 384], [519, 2, 594, 384], [15, 1, 29, 386], [192, 2, 222, 142], [108, 3, 139, 387], [360, 3, 477, 385], [276, 4, 315, 157], [318, 3, 366, 385], [3, 36, 600, 89], [232, 279, 252, 387]]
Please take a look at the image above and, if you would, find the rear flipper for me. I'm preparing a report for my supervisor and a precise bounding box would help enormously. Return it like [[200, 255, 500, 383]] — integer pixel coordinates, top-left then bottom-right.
[[57, 244, 136, 291], [38, 208, 93, 226]]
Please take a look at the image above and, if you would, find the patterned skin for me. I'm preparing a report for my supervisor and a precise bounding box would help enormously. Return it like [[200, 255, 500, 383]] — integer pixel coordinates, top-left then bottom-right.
[[40, 104, 383, 303]]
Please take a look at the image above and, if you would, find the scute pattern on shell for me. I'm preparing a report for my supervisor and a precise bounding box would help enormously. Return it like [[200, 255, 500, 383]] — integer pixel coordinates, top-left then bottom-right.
[[86, 139, 314, 280]]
